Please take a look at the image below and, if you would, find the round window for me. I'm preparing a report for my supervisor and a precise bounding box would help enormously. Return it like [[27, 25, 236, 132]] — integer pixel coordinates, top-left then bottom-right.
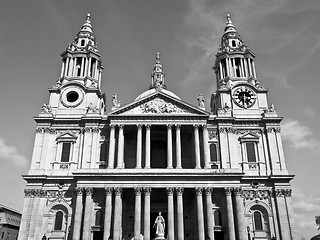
[[67, 91, 79, 103]]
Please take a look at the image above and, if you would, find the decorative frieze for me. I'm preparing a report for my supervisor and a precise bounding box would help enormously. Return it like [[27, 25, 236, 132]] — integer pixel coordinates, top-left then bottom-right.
[[265, 127, 281, 133], [219, 127, 261, 135], [274, 189, 292, 197], [139, 98, 189, 114], [243, 190, 269, 200]]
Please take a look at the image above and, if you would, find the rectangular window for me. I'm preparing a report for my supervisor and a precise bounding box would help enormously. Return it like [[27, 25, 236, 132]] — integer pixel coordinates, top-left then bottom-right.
[[61, 143, 71, 162], [210, 143, 218, 162], [246, 142, 256, 162]]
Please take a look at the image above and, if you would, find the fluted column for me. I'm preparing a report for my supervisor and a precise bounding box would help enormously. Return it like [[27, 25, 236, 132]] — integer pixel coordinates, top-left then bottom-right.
[[144, 187, 152, 240], [225, 188, 236, 240], [167, 124, 173, 169], [175, 125, 182, 169], [134, 188, 142, 240], [103, 188, 113, 240], [234, 188, 246, 240], [113, 187, 123, 240], [108, 125, 116, 169], [145, 124, 151, 168], [202, 125, 210, 169], [167, 187, 175, 240], [196, 187, 205, 240], [73, 188, 84, 240], [82, 187, 94, 240], [194, 125, 201, 169], [176, 187, 184, 240], [205, 188, 215, 240], [136, 124, 142, 169], [117, 125, 124, 168]]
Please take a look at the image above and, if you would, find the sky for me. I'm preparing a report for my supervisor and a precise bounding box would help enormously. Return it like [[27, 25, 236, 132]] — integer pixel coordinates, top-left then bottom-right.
[[0, 0, 319, 238]]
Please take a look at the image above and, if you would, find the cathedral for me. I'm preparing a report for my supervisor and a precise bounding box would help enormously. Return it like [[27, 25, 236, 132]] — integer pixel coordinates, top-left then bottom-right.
[[18, 13, 296, 240]]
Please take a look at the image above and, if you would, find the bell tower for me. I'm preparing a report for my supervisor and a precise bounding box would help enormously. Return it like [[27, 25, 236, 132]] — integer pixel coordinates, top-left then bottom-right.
[[210, 14, 271, 117], [48, 13, 105, 117]]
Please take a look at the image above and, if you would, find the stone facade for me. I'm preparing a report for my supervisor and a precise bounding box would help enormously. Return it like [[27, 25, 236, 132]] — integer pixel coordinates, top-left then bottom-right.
[[0, 205, 21, 240], [18, 14, 296, 240]]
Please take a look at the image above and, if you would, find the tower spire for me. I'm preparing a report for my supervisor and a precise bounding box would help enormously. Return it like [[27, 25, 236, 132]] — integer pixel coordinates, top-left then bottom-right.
[[58, 13, 103, 89], [150, 51, 166, 90], [224, 13, 237, 34]]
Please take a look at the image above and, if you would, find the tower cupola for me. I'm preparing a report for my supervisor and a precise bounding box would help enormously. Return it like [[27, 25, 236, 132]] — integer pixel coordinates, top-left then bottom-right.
[[58, 13, 103, 90], [213, 14, 258, 89], [150, 51, 166, 90]]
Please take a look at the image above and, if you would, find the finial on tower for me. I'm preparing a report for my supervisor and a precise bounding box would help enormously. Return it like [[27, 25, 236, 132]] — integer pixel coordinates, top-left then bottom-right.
[[151, 51, 166, 90], [224, 13, 236, 34], [155, 51, 161, 64]]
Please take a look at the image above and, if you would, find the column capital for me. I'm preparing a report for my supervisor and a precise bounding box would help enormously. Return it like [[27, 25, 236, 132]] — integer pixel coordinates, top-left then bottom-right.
[[166, 124, 172, 129], [202, 124, 208, 130], [166, 187, 174, 195], [234, 187, 243, 197], [176, 187, 184, 196], [85, 187, 94, 196], [114, 187, 123, 196], [193, 124, 199, 129], [134, 187, 143, 196], [145, 124, 151, 130], [175, 124, 181, 129], [75, 187, 84, 196], [105, 187, 113, 196], [205, 187, 213, 196], [117, 124, 124, 129], [143, 187, 152, 196], [195, 187, 203, 196], [225, 187, 233, 196], [136, 124, 143, 130], [109, 124, 116, 129]]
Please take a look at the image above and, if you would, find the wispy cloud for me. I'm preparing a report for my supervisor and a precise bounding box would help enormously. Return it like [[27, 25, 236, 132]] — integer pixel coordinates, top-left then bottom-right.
[[0, 135, 28, 166], [281, 119, 320, 153]]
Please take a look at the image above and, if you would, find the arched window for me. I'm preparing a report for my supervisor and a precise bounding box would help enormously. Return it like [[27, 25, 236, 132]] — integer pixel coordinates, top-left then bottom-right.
[[214, 210, 222, 226], [81, 39, 85, 46], [232, 40, 236, 47], [253, 211, 263, 230], [54, 211, 63, 230]]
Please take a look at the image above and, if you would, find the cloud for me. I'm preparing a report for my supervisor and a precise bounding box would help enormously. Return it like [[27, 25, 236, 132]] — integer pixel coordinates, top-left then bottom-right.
[[0, 135, 28, 166], [292, 187, 320, 238], [281, 119, 320, 153]]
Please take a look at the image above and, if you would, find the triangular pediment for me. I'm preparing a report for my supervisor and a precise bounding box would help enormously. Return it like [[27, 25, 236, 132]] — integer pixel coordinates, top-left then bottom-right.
[[239, 131, 259, 142], [110, 91, 209, 116], [56, 131, 78, 142]]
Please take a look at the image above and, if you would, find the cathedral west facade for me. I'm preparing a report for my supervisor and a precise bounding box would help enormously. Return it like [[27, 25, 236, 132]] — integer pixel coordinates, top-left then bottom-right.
[[18, 14, 296, 240]]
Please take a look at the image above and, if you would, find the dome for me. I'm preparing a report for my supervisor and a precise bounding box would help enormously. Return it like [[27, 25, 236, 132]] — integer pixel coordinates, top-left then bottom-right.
[[135, 88, 180, 101]]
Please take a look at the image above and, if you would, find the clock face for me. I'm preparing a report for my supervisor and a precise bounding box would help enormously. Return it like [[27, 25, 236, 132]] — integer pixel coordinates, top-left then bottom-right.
[[232, 86, 256, 108]]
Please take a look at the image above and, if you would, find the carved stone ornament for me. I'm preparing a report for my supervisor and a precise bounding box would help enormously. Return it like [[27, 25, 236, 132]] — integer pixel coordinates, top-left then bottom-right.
[[166, 187, 174, 195], [205, 187, 213, 196], [85, 187, 94, 196], [41, 102, 52, 114], [243, 190, 269, 200], [134, 187, 142, 196], [105, 187, 113, 195], [143, 187, 152, 196], [114, 187, 123, 196], [176, 187, 184, 196], [195, 187, 203, 196], [234, 187, 243, 196], [224, 187, 233, 196], [274, 189, 292, 197], [75, 187, 84, 196], [265, 127, 281, 134], [208, 129, 217, 139]]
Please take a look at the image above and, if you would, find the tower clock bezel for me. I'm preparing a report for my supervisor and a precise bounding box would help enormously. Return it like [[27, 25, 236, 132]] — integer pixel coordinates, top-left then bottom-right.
[[232, 85, 257, 109], [60, 87, 84, 108]]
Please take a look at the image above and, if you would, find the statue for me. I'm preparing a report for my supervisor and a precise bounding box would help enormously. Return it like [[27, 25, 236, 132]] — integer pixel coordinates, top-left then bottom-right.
[[153, 212, 165, 239], [41, 102, 52, 113], [112, 93, 121, 108], [197, 94, 205, 108]]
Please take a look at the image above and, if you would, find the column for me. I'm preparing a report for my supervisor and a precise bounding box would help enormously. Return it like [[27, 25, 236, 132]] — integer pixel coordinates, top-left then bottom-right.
[[240, 58, 244, 77], [17, 190, 32, 240], [117, 125, 124, 168], [219, 62, 223, 79], [145, 124, 151, 168], [134, 188, 142, 240], [80, 57, 85, 77], [73, 188, 84, 240], [88, 57, 92, 76], [194, 125, 201, 169], [136, 125, 142, 169], [252, 60, 256, 78], [225, 188, 236, 240], [68, 58, 73, 76], [84, 57, 88, 77], [167, 124, 173, 169], [113, 187, 122, 240], [244, 58, 248, 77], [196, 188, 205, 240], [144, 187, 152, 240], [247, 58, 252, 77], [108, 125, 115, 169], [60, 60, 65, 78], [226, 58, 231, 77], [167, 187, 175, 240], [232, 58, 236, 77], [176, 187, 184, 240], [234, 188, 246, 240], [175, 125, 182, 169], [205, 188, 215, 240], [64, 57, 70, 76], [28, 190, 41, 239], [202, 125, 210, 169], [82, 188, 94, 240], [103, 188, 113, 240]]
